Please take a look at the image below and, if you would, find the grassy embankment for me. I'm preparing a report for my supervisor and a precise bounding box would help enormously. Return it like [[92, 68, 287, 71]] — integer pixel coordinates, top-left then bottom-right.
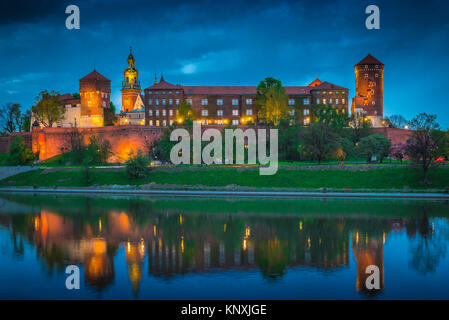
[[0, 165, 448, 191]]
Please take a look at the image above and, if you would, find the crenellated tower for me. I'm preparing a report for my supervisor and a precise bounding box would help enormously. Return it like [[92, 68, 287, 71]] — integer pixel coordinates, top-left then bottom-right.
[[352, 54, 384, 120]]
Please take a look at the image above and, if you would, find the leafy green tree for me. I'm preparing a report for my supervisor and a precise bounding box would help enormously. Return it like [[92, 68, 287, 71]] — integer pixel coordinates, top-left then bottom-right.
[[277, 120, 302, 161], [126, 149, 151, 179], [314, 105, 349, 134], [339, 137, 357, 159], [32, 90, 65, 127], [406, 113, 440, 184], [177, 100, 197, 123], [357, 134, 392, 163], [0, 103, 22, 134], [72, 93, 81, 99], [85, 135, 112, 164], [431, 129, 449, 160], [256, 77, 289, 125], [6, 135, 33, 165], [300, 123, 340, 164]]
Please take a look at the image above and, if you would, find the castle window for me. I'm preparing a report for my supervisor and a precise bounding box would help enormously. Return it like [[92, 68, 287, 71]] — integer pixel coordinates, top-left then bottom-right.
[[303, 109, 310, 115], [217, 110, 223, 116], [288, 99, 295, 106], [149, 120, 153, 126], [232, 109, 239, 116], [156, 120, 160, 126], [176, 99, 180, 105], [217, 99, 223, 105], [169, 91, 172, 95], [372, 101, 375, 105], [289, 109, 295, 116], [187, 99, 192, 105], [342, 99, 345, 104], [170, 110, 174, 116], [329, 99, 332, 104], [163, 120, 167, 126], [342, 109, 345, 113], [176, 91, 180, 95], [375, 65, 378, 68], [202, 110, 208, 116], [232, 99, 239, 106], [246, 109, 253, 116], [170, 120, 174, 125], [149, 110, 153, 116], [162, 109, 166, 116], [323, 99, 326, 104], [155, 91, 159, 95], [365, 65, 368, 69], [335, 99, 339, 104], [162, 99, 166, 105], [162, 91, 166, 95], [364, 74, 368, 78], [102, 101, 106, 107], [232, 119, 239, 125], [155, 110, 159, 116], [169, 99, 173, 105], [304, 118, 310, 125], [300, 89, 305, 93], [88, 101, 91, 107], [246, 98, 252, 105], [375, 73, 379, 78], [149, 91, 152, 94], [303, 98, 310, 105], [149, 99, 152, 105], [202, 99, 208, 106], [316, 98, 320, 104]]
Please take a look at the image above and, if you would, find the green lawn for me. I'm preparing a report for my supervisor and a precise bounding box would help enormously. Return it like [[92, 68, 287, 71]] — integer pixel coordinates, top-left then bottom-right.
[[1, 166, 448, 191]]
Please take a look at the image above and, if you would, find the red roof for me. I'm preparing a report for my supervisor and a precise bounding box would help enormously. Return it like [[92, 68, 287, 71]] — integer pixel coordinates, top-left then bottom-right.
[[80, 70, 110, 82], [145, 76, 182, 90], [146, 77, 347, 95], [355, 54, 383, 66], [308, 78, 322, 87], [59, 93, 74, 101]]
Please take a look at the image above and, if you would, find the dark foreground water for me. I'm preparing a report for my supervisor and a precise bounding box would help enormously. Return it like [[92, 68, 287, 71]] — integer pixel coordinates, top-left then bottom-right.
[[0, 193, 448, 300]]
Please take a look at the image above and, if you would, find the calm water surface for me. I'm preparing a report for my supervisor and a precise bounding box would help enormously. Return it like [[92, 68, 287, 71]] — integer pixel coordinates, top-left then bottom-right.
[[0, 193, 448, 299]]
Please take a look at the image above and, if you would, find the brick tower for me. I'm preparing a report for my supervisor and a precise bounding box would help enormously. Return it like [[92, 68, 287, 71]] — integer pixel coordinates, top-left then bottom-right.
[[121, 48, 142, 112], [79, 70, 111, 127], [352, 54, 384, 124]]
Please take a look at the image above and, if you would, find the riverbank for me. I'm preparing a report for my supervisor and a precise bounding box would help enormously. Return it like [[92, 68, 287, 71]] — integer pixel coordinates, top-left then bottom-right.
[[0, 186, 449, 199], [0, 165, 448, 192]]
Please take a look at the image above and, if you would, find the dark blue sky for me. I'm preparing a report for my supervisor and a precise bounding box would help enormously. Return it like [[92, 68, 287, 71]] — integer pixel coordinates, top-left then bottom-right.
[[1, 0, 448, 128]]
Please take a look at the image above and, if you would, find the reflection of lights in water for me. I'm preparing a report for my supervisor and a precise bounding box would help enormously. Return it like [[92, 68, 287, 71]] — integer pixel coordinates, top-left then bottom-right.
[[383, 232, 386, 244], [140, 238, 145, 255], [245, 226, 251, 238], [299, 221, 303, 231], [179, 214, 183, 225], [243, 239, 247, 251], [99, 219, 102, 232], [307, 237, 311, 248], [34, 216, 40, 231], [365, 234, 368, 244], [356, 232, 359, 244], [181, 236, 185, 253], [224, 224, 227, 232], [127, 241, 131, 254], [153, 225, 157, 236]]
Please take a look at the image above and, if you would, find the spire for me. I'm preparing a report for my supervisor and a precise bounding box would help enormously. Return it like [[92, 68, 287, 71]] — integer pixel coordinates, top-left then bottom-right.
[[154, 72, 157, 85], [160, 74, 164, 82]]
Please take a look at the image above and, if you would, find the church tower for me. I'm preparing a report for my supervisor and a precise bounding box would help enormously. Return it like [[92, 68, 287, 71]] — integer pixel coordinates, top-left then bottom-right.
[[351, 54, 384, 122], [121, 48, 142, 112]]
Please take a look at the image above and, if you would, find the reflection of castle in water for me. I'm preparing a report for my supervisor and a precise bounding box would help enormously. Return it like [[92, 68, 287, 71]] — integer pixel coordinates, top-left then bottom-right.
[[0, 202, 436, 296]]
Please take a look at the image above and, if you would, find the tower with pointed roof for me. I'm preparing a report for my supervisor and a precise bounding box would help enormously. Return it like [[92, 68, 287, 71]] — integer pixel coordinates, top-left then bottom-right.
[[352, 54, 384, 121], [121, 48, 142, 112], [79, 69, 111, 127]]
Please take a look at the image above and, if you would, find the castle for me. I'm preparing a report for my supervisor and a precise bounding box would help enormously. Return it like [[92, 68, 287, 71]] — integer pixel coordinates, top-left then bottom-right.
[[32, 52, 389, 129]]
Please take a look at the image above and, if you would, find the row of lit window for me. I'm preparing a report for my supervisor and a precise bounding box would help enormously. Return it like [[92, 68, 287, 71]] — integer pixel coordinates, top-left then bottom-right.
[[82, 92, 109, 98], [315, 98, 345, 105], [313, 91, 345, 95], [147, 118, 316, 127], [148, 99, 180, 106], [364, 73, 379, 78]]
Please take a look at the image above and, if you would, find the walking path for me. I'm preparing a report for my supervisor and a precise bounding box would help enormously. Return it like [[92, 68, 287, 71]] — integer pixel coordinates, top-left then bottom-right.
[[0, 187, 448, 200], [0, 166, 39, 180]]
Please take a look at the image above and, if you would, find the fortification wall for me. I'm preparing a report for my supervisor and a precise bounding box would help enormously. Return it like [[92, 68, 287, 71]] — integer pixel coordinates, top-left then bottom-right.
[[372, 127, 412, 145]]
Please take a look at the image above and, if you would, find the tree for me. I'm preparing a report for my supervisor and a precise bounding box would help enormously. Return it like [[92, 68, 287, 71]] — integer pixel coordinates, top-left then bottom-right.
[[19, 109, 32, 132], [431, 129, 449, 160], [0, 103, 22, 134], [256, 77, 289, 125], [405, 113, 440, 184], [32, 90, 65, 127], [85, 135, 112, 164], [277, 120, 302, 161], [177, 100, 197, 123], [390, 143, 407, 163], [126, 149, 151, 179], [357, 134, 392, 163], [349, 114, 372, 144], [339, 137, 357, 159], [314, 104, 349, 134], [300, 123, 340, 164], [6, 135, 33, 165], [387, 114, 408, 129]]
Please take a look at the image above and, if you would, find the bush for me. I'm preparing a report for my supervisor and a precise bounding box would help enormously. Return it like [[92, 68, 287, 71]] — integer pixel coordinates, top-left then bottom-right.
[[6, 135, 33, 165], [126, 149, 151, 179]]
